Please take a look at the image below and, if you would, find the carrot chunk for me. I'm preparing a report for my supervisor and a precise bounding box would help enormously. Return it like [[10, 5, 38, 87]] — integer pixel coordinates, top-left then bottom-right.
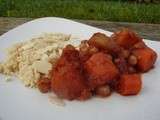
[[112, 29, 142, 49], [133, 47, 157, 72], [84, 52, 119, 88], [117, 74, 142, 96]]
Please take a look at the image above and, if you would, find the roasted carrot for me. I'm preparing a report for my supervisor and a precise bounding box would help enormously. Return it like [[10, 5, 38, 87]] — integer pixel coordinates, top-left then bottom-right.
[[132, 47, 157, 72], [117, 74, 142, 96], [84, 52, 119, 88], [112, 29, 142, 49]]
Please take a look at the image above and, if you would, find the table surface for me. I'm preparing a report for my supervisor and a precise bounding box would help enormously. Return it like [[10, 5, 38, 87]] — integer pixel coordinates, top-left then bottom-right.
[[0, 17, 159, 41]]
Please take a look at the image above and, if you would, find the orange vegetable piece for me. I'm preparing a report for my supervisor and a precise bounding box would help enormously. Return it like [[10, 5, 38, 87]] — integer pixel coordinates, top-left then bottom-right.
[[133, 47, 157, 72], [117, 74, 142, 96], [112, 29, 142, 49], [52, 45, 91, 100], [84, 52, 119, 88]]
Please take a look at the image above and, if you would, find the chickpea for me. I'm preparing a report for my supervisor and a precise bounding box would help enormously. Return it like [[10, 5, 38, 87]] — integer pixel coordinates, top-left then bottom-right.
[[128, 55, 137, 65], [95, 85, 111, 97]]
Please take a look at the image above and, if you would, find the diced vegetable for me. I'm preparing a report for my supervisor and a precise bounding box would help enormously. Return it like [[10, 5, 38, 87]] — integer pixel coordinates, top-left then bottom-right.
[[112, 29, 142, 49], [117, 74, 142, 96], [52, 45, 91, 100], [133, 47, 157, 72], [85, 52, 119, 88], [37, 29, 157, 100]]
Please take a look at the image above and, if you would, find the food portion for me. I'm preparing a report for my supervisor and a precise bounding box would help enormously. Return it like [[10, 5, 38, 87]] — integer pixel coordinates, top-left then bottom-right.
[[111, 29, 142, 49], [0, 33, 71, 87], [132, 47, 157, 72], [84, 52, 119, 89], [0, 29, 157, 101], [51, 45, 91, 100], [117, 74, 142, 95], [48, 29, 157, 100]]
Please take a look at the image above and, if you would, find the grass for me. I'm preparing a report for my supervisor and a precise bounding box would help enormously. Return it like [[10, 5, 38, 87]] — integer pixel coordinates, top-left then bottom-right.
[[0, 0, 160, 23]]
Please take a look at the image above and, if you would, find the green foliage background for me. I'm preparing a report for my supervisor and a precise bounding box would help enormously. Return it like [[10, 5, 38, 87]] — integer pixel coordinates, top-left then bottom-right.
[[0, 0, 160, 23]]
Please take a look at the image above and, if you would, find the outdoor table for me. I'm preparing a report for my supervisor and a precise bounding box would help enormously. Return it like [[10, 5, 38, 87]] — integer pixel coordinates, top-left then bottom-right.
[[0, 17, 159, 41]]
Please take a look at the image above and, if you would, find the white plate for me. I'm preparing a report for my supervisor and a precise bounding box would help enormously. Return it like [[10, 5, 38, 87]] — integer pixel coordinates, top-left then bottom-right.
[[0, 17, 160, 120]]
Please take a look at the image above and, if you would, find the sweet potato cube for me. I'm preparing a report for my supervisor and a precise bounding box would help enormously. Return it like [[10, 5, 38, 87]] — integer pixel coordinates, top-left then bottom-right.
[[133, 47, 157, 72], [117, 74, 142, 96], [85, 52, 119, 88], [113, 29, 142, 49]]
